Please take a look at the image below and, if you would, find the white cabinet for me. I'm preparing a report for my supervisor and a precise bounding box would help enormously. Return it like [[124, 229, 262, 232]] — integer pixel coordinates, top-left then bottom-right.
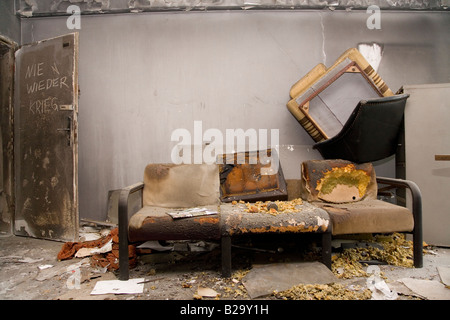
[[403, 83, 450, 246]]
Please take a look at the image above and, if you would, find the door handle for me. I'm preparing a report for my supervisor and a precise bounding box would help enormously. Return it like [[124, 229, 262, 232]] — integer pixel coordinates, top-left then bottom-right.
[[57, 116, 73, 146], [435, 155, 450, 161]]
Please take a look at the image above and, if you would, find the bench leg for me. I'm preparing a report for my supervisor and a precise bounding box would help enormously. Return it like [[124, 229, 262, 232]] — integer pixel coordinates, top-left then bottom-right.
[[221, 236, 232, 278], [118, 210, 130, 281], [322, 232, 332, 270], [413, 229, 423, 268]]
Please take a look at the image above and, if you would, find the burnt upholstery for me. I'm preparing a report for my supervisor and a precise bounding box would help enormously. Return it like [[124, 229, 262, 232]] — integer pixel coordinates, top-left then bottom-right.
[[126, 164, 222, 243], [118, 163, 332, 280], [143, 164, 220, 208], [300, 160, 422, 268], [313, 94, 410, 163]]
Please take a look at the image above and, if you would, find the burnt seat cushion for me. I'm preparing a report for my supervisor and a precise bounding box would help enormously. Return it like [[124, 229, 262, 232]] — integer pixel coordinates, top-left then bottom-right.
[[128, 205, 221, 243], [300, 159, 414, 236], [128, 164, 221, 242], [219, 202, 330, 236], [300, 159, 377, 203], [312, 200, 413, 236]]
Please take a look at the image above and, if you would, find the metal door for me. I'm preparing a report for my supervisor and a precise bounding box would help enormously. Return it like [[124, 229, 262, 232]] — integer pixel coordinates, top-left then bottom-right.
[[14, 33, 79, 241]]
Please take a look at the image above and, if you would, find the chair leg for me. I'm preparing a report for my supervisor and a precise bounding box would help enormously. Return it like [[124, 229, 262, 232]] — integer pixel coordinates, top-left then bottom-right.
[[413, 229, 423, 268], [322, 232, 332, 270], [221, 236, 232, 278], [118, 214, 130, 281]]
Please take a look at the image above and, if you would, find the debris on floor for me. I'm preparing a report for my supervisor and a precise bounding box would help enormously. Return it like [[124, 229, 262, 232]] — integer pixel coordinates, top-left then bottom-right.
[[331, 233, 419, 279], [366, 265, 398, 300], [273, 283, 372, 300], [195, 287, 220, 299], [241, 261, 337, 299], [57, 227, 137, 271], [1, 229, 449, 300]]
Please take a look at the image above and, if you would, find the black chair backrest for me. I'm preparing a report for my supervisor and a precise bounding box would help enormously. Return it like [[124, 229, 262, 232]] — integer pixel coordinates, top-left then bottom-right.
[[313, 93, 410, 163]]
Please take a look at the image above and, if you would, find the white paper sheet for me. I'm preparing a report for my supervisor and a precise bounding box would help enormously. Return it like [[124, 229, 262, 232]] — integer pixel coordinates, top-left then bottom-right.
[[90, 278, 145, 295]]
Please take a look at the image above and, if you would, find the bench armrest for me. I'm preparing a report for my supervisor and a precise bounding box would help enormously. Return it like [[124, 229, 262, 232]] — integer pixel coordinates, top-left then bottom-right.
[[376, 176, 423, 268], [118, 182, 144, 280], [376, 177, 422, 222]]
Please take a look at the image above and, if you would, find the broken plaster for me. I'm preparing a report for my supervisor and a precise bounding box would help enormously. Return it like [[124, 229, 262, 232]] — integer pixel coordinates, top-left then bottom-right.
[[16, 0, 450, 17], [320, 12, 327, 65]]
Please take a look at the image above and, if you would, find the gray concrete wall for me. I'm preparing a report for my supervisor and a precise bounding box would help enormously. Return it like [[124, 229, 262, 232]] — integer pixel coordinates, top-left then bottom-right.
[[19, 10, 450, 221], [0, 0, 21, 43]]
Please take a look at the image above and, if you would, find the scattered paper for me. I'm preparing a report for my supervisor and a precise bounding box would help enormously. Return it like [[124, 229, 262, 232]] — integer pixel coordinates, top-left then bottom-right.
[[366, 265, 398, 300], [399, 278, 450, 300], [36, 264, 68, 281], [437, 265, 450, 287], [75, 239, 113, 258], [367, 277, 398, 300], [90, 278, 145, 295], [38, 264, 53, 270], [137, 240, 173, 251], [197, 287, 219, 298], [66, 268, 81, 290], [167, 207, 218, 219], [79, 233, 102, 242], [67, 258, 91, 271]]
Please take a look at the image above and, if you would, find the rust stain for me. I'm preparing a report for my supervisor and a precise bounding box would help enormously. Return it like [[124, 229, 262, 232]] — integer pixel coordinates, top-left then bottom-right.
[[142, 217, 159, 225], [196, 216, 220, 224]]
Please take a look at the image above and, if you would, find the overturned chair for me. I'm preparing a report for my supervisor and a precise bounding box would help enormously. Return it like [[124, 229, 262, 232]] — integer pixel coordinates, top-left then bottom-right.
[[312, 94, 410, 163], [118, 161, 332, 280], [287, 48, 394, 143], [300, 159, 423, 269]]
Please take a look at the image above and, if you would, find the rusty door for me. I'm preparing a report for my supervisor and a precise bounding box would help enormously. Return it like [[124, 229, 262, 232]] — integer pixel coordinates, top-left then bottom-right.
[[14, 33, 79, 241]]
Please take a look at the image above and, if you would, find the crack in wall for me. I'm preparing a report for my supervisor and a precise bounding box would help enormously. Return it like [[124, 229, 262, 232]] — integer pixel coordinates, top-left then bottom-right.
[[320, 12, 326, 65]]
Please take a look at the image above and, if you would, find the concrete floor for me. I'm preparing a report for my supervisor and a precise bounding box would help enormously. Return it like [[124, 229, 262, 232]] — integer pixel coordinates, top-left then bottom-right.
[[1, 231, 449, 302]]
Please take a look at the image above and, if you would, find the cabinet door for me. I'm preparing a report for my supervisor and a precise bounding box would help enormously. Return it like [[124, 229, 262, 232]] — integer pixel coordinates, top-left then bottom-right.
[[14, 33, 79, 241], [404, 83, 450, 246]]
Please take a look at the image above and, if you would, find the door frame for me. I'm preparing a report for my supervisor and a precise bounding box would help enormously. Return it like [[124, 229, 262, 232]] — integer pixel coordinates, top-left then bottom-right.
[[0, 36, 17, 236]]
